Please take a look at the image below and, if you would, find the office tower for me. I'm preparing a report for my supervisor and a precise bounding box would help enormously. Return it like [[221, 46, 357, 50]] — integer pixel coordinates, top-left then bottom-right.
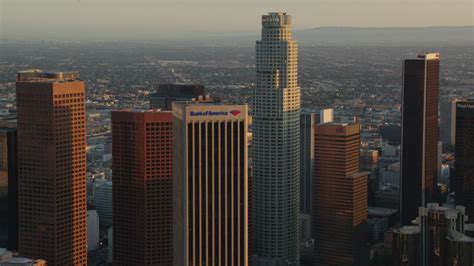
[[446, 231, 474, 265], [379, 124, 401, 146], [440, 97, 459, 145], [392, 226, 420, 265], [419, 203, 472, 265], [173, 102, 249, 265], [392, 203, 473, 266], [107, 227, 113, 264], [300, 109, 333, 214], [16, 70, 87, 265], [112, 110, 173, 265], [454, 100, 474, 219], [93, 181, 112, 225], [87, 210, 99, 251], [149, 83, 206, 110], [253, 12, 300, 265], [313, 123, 368, 265], [400, 53, 440, 225], [0, 128, 18, 251]]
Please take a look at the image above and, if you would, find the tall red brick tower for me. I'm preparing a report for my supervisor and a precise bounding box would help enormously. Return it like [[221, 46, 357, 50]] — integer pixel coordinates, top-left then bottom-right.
[[112, 110, 173, 265], [16, 70, 87, 265]]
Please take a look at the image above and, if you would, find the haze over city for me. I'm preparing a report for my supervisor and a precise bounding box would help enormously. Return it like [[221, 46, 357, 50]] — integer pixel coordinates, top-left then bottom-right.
[[1, 0, 474, 40], [0, 1, 474, 266]]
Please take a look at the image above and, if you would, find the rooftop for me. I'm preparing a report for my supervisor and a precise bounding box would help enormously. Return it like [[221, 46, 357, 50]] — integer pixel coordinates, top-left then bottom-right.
[[448, 230, 474, 243], [415, 52, 440, 60], [465, 224, 474, 231], [112, 108, 168, 113], [393, 226, 420, 235], [17, 69, 80, 82], [368, 206, 398, 217]]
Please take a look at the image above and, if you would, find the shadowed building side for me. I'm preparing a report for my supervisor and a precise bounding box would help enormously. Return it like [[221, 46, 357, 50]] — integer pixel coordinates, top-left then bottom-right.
[[0, 128, 18, 252], [454, 100, 474, 220], [112, 110, 173, 265], [400, 53, 440, 225]]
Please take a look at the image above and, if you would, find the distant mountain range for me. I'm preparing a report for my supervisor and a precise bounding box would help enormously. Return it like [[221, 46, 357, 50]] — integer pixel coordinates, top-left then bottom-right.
[[294, 26, 474, 45], [1, 26, 473, 46], [171, 26, 474, 46]]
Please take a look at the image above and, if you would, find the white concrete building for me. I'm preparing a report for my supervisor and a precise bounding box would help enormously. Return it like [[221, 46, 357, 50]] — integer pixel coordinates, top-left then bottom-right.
[[253, 12, 300, 265]]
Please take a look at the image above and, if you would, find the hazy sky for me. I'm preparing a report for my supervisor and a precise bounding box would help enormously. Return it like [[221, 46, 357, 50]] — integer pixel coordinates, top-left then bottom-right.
[[1, 0, 473, 40]]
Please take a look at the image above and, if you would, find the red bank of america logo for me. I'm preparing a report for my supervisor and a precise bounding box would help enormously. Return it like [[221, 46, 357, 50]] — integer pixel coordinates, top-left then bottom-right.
[[230, 110, 241, 116]]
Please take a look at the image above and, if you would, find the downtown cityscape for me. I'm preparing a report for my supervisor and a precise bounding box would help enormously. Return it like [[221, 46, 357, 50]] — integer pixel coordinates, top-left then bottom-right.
[[0, 2, 474, 266]]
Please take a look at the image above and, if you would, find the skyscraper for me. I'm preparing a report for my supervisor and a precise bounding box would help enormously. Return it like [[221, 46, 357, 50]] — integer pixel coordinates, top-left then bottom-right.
[[93, 181, 112, 225], [312, 123, 368, 265], [16, 70, 87, 265], [440, 97, 459, 146], [392, 226, 420, 265], [0, 128, 18, 251], [400, 53, 440, 225], [149, 84, 206, 110], [112, 110, 173, 265], [173, 102, 249, 266], [454, 100, 474, 219], [253, 12, 300, 265], [300, 109, 333, 215]]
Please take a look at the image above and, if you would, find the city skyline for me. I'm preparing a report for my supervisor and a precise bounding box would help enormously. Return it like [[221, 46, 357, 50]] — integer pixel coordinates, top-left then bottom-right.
[[0, 7, 473, 265]]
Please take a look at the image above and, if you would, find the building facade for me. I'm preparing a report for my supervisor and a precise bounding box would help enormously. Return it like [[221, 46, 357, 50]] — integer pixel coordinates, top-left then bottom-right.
[[392, 226, 421, 265], [86, 210, 99, 251], [93, 181, 112, 225], [400, 53, 440, 225], [173, 102, 249, 266], [454, 100, 474, 219], [253, 12, 301, 265], [0, 128, 18, 251], [299, 109, 333, 215], [440, 97, 459, 146], [16, 70, 87, 265], [392, 203, 474, 266], [312, 123, 368, 265], [112, 110, 173, 265]]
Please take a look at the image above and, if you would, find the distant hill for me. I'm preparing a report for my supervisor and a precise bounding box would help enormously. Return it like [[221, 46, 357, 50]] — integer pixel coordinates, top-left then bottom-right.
[[1, 26, 472, 46], [166, 26, 474, 47], [294, 26, 474, 45]]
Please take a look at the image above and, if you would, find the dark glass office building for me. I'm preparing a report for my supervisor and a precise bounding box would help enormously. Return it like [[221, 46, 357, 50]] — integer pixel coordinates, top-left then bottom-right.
[[400, 53, 440, 225], [0, 128, 18, 251], [454, 100, 474, 219], [149, 84, 206, 110], [299, 109, 333, 215]]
